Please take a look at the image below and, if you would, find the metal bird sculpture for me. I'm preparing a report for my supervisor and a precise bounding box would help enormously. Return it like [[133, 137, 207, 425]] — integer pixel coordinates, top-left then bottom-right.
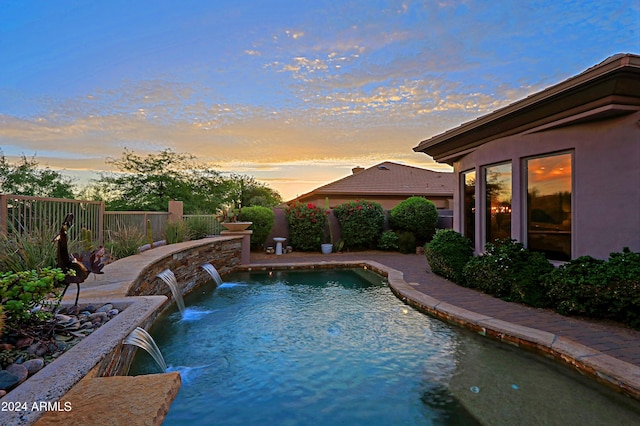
[[54, 213, 105, 306]]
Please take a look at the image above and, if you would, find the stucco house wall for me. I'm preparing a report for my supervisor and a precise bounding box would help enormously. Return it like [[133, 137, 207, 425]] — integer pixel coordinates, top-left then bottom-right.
[[415, 53, 640, 261], [454, 111, 640, 259]]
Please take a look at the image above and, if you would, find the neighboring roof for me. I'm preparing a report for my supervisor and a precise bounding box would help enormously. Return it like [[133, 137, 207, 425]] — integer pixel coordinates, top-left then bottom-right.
[[414, 53, 640, 164], [289, 161, 453, 203]]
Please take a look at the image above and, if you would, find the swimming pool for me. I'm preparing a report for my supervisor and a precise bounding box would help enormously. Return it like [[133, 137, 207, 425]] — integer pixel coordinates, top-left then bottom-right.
[[130, 268, 640, 425]]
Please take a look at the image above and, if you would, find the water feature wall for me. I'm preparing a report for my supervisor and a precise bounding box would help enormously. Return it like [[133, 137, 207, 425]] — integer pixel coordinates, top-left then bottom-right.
[[4, 237, 245, 425], [66, 237, 243, 381], [99, 237, 242, 378], [127, 238, 241, 300]]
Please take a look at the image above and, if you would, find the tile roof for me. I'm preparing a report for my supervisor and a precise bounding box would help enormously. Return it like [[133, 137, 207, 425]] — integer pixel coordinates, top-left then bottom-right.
[[293, 162, 453, 201]]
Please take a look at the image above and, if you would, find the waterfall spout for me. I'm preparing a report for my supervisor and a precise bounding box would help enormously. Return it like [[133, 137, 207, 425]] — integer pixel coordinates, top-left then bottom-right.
[[157, 269, 186, 316], [124, 327, 168, 372], [201, 263, 223, 286]]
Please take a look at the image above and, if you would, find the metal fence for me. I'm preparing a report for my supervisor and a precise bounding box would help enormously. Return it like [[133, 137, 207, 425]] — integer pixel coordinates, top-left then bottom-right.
[[0, 194, 104, 245], [103, 211, 170, 242], [0, 194, 222, 246], [183, 214, 224, 236]]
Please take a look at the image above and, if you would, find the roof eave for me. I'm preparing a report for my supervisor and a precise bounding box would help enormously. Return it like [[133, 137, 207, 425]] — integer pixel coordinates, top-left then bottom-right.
[[413, 54, 640, 164]]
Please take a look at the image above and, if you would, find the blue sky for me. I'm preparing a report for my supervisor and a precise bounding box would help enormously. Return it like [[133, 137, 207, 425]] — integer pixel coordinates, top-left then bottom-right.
[[1, 0, 638, 200]]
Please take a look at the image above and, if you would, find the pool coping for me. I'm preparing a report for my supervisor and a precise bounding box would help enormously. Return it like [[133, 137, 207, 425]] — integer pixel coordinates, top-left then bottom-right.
[[241, 260, 640, 401]]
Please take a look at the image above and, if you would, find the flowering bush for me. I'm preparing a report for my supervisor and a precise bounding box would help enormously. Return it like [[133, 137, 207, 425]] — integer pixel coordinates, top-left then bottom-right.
[[333, 200, 384, 249], [285, 202, 327, 251]]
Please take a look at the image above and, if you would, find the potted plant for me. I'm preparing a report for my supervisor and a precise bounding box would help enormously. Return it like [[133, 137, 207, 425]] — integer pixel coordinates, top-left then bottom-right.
[[217, 206, 252, 232]]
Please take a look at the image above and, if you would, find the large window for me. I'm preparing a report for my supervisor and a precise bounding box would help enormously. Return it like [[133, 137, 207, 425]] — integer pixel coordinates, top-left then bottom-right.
[[526, 152, 572, 260], [462, 170, 476, 246], [484, 163, 512, 243]]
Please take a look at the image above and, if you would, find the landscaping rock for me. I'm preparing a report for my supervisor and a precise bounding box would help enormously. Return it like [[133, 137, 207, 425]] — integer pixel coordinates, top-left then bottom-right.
[[89, 312, 108, 324], [0, 370, 20, 391], [54, 314, 73, 323], [22, 358, 45, 375], [96, 303, 113, 313], [2, 301, 121, 398], [65, 305, 81, 315], [80, 321, 95, 330], [6, 363, 28, 385], [58, 319, 80, 330], [27, 341, 49, 357]]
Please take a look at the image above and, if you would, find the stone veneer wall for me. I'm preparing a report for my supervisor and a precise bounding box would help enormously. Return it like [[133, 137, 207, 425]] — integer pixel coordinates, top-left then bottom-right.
[[98, 237, 242, 377], [127, 237, 241, 299]]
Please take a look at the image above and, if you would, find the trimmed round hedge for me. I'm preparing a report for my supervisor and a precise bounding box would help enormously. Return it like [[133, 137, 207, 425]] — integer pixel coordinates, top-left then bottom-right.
[[389, 196, 438, 243]]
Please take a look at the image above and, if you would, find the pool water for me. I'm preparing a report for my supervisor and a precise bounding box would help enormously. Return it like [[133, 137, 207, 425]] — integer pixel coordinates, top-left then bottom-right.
[[130, 269, 640, 425]]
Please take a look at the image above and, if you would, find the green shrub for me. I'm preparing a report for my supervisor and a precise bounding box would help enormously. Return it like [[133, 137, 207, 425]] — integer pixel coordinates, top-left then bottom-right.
[[463, 239, 554, 307], [164, 220, 190, 244], [425, 229, 473, 284], [544, 256, 606, 317], [606, 249, 640, 328], [240, 206, 275, 250], [285, 202, 327, 251], [544, 248, 640, 328], [396, 231, 417, 254], [105, 224, 146, 259], [377, 230, 399, 251], [0, 268, 66, 324], [333, 200, 385, 250], [389, 197, 438, 243]]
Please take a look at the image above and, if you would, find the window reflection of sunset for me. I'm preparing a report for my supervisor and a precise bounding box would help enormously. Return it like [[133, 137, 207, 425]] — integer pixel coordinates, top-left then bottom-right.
[[528, 154, 571, 195], [526, 152, 572, 260]]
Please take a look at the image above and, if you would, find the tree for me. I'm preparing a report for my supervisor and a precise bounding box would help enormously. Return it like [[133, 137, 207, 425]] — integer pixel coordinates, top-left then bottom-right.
[[90, 148, 227, 213], [224, 173, 282, 208], [0, 151, 75, 198]]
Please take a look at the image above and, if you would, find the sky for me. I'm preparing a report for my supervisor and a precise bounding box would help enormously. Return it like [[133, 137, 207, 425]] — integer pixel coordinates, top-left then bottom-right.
[[1, 1, 638, 201]]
